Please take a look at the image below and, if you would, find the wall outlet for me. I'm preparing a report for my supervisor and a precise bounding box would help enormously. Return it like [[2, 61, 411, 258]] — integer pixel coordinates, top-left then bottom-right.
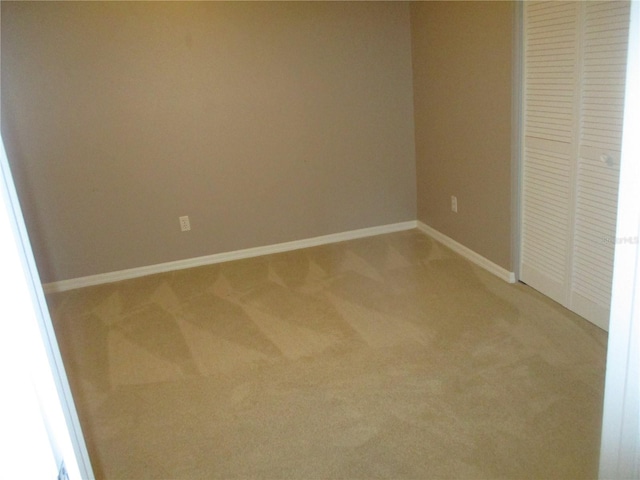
[[179, 215, 191, 231], [451, 195, 458, 213]]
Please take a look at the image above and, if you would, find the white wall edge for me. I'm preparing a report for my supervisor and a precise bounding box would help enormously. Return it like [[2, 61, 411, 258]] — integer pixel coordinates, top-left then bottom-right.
[[512, 0, 524, 282], [416, 221, 516, 284], [599, 1, 640, 476], [43, 220, 418, 293]]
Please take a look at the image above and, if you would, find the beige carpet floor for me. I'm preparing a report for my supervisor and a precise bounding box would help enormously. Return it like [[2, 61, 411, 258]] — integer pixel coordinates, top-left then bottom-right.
[[46, 229, 607, 479]]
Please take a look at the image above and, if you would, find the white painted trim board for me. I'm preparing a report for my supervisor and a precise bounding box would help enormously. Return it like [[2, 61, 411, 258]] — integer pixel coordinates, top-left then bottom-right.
[[44, 220, 516, 293], [416, 221, 516, 283], [43, 221, 417, 293]]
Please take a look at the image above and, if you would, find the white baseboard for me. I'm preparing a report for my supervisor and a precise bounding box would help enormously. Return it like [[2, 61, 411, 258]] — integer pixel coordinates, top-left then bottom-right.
[[43, 220, 516, 293], [43, 221, 418, 293], [416, 221, 516, 283]]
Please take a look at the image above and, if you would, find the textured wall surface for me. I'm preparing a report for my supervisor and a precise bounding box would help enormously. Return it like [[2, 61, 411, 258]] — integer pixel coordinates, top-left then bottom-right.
[[411, 1, 514, 270], [1, 2, 417, 283]]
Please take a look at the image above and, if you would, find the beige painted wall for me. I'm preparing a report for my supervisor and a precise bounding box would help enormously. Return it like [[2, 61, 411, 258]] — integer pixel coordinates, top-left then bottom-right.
[[411, 1, 514, 270], [1, 1, 417, 283]]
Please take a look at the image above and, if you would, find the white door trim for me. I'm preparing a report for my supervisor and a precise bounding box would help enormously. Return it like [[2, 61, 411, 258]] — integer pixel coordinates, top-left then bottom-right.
[[599, 1, 640, 475], [0, 135, 94, 478]]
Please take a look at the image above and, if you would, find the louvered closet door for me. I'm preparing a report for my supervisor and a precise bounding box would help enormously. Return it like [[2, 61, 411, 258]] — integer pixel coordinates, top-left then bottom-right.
[[570, 1, 630, 327], [521, 1, 579, 306], [521, 1, 630, 330]]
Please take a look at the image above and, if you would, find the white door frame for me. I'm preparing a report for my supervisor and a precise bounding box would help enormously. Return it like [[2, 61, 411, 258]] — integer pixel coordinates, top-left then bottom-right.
[[511, 0, 523, 282], [599, 0, 640, 476], [0, 136, 94, 477]]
